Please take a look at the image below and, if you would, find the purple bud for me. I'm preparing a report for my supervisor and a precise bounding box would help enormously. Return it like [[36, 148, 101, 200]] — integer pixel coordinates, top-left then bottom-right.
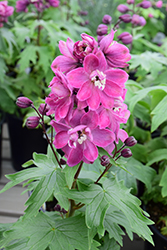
[[117, 4, 129, 13], [119, 14, 132, 23], [96, 24, 108, 36], [54, 204, 61, 211], [127, 0, 134, 4], [26, 116, 40, 129], [38, 103, 49, 115], [132, 14, 140, 25], [61, 208, 68, 214], [60, 158, 66, 165], [16, 97, 33, 108], [139, 16, 146, 26], [136, 1, 152, 9], [124, 136, 137, 147], [121, 148, 132, 158], [117, 32, 133, 44], [78, 10, 88, 16], [102, 14, 112, 24], [101, 155, 110, 166]]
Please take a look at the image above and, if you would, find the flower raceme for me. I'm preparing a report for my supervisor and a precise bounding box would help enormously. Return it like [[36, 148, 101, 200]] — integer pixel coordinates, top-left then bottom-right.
[[44, 30, 131, 166]]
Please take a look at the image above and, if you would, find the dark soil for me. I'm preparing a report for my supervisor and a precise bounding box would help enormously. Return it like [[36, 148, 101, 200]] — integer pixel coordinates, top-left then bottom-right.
[[146, 201, 167, 237]]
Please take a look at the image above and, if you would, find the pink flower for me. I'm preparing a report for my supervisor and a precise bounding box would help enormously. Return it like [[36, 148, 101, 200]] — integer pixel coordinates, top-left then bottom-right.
[[98, 102, 130, 131], [51, 34, 98, 74], [16, 0, 29, 12], [0, 1, 14, 23], [73, 33, 98, 61], [51, 110, 115, 166], [155, 0, 163, 8], [45, 70, 73, 121], [67, 50, 128, 110], [99, 30, 131, 68]]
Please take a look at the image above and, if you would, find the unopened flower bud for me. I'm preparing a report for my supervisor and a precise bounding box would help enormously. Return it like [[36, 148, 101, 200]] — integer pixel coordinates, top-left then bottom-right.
[[78, 10, 88, 16], [26, 116, 40, 129], [60, 158, 66, 165], [127, 0, 134, 4], [54, 204, 61, 211], [102, 14, 112, 24], [136, 1, 152, 9], [101, 155, 110, 166], [38, 103, 49, 115], [121, 148, 132, 158], [155, 0, 163, 8], [16, 97, 33, 108], [131, 14, 140, 25], [117, 4, 129, 13], [61, 208, 68, 214], [119, 14, 132, 23], [117, 32, 133, 44], [96, 24, 108, 36], [139, 16, 146, 26], [124, 136, 137, 147]]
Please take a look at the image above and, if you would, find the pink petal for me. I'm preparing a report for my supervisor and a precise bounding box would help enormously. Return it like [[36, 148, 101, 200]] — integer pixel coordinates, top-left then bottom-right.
[[92, 127, 115, 147], [77, 80, 93, 101], [51, 56, 78, 74], [67, 144, 83, 167], [83, 54, 99, 74], [80, 110, 98, 130], [104, 80, 123, 97], [67, 68, 88, 88], [117, 129, 128, 142], [105, 69, 128, 88], [99, 30, 115, 52], [100, 91, 114, 108], [52, 82, 69, 97], [51, 120, 70, 133], [54, 131, 69, 148], [99, 109, 110, 129], [59, 38, 74, 58], [83, 140, 98, 162], [87, 87, 100, 110], [95, 50, 107, 71]]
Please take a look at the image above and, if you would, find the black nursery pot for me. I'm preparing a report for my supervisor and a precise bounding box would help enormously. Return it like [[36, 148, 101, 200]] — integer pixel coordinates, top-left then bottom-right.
[[0, 111, 6, 178], [7, 114, 48, 171], [144, 224, 167, 250]]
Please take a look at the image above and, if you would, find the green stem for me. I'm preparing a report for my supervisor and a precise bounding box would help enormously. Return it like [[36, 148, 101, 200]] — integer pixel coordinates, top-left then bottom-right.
[[68, 161, 84, 217]]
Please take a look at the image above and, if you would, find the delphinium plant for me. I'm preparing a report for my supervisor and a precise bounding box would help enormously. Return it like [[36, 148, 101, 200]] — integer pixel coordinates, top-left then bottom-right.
[[0, 29, 155, 249]]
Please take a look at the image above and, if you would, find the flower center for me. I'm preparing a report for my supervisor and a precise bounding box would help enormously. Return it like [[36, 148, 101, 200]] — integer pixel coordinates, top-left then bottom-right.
[[77, 130, 87, 144], [90, 70, 106, 90]]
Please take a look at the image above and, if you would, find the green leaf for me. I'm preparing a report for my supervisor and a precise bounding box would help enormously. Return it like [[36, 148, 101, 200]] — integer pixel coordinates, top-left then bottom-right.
[[64, 164, 79, 189], [160, 167, 167, 197], [1, 213, 93, 250], [147, 148, 167, 166], [17, 45, 38, 72], [64, 178, 153, 244], [151, 95, 167, 132], [129, 86, 167, 112], [99, 235, 120, 250], [0, 27, 17, 56]]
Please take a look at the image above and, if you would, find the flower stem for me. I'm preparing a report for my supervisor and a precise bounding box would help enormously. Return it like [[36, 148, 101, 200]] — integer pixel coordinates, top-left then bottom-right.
[[94, 163, 112, 184]]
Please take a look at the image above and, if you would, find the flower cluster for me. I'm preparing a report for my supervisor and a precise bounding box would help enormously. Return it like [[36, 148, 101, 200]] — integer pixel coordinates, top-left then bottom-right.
[[45, 31, 131, 167], [16, 0, 59, 13], [0, 1, 14, 27], [16, 31, 131, 167]]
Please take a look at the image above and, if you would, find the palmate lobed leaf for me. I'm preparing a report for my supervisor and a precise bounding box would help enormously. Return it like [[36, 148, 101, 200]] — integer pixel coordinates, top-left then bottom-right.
[[1, 213, 98, 250], [63, 178, 154, 245]]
